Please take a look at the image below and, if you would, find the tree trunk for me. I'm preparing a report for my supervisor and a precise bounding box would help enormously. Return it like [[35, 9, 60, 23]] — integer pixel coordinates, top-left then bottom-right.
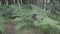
[[5, 0, 8, 6], [21, 0, 22, 5], [33, 0, 36, 4], [28, 0, 30, 4], [0, 0, 1, 5], [13, 0, 15, 4], [17, 0, 21, 8], [26, 0, 28, 5]]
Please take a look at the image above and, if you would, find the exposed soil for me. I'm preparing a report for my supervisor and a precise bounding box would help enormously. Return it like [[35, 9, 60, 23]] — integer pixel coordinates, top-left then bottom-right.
[[4, 20, 15, 34]]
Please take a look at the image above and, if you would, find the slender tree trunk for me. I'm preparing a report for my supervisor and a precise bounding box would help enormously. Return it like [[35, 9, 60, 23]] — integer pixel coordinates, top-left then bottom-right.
[[28, 0, 30, 4], [26, 0, 28, 5], [17, 0, 21, 8], [5, 0, 8, 6], [42, 0, 44, 9], [11, 0, 13, 5], [58, 0, 59, 4], [13, 0, 15, 4], [21, 0, 22, 5], [0, 0, 1, 5], [31, 0, 35, 4], [27, 0, 30, 8]]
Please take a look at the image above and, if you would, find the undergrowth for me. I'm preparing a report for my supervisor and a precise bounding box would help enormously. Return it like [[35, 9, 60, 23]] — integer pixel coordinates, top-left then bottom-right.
[[0, 5, 60, 34]]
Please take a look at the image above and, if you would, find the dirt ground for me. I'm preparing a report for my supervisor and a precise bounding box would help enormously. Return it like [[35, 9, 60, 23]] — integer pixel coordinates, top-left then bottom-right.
[[4, 20, 15, 34]]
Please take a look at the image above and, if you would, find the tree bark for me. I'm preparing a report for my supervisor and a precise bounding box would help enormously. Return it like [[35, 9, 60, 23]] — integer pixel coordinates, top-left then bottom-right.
[[13, 0, 15, 4], [17, 0, 21, 8], [21, 0, 22, 5], [0, 0, 1, 5], [33, 0, 36, 4], [5, 0, 8, 6]]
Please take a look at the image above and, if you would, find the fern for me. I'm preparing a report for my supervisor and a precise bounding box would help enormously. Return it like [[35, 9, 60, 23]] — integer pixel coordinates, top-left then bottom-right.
[[0, 5, 60, 34]]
